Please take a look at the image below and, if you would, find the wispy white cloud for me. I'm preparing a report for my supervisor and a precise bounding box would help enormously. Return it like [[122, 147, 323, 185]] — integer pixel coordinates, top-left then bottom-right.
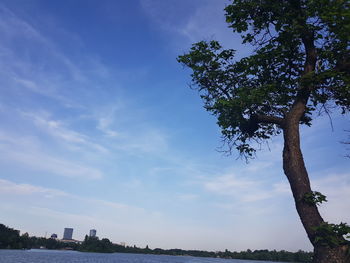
[[204, 173, 256, 193], [201, 167, 350, 213], [0, 4, 121, 112], [8, 151, 103, 180], [97, 115, 119, 137], [0, 179, 68, 197], [90, 103, 125, 138], [0, 5, 86, 82], [268, 172, 350, 226], [314, 173, 350, 223], [209, 170, 350, 224], [202, 173, 277, 202], [0, 178, 140, 213], [0, 178, 174, 245], [140, 0, 247, 53], [117, 128, 169, 154], [0, 132, 103, 179], [177, 193, 199, 201], [21, 110, 108, 153], [0, 3, 172, 160]]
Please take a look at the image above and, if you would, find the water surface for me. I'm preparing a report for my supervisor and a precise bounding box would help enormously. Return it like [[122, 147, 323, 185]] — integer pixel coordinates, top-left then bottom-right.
[[0, 249, 285, 263]]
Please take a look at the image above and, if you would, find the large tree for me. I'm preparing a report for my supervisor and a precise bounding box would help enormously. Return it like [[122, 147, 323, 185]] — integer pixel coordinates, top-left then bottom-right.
[[178, 0, 350, 262]]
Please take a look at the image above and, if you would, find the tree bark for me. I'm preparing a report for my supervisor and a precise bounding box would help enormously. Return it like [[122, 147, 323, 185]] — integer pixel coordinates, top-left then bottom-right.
[[313, 245, 350, 263], [282, 113, 323, 244], [282, 114, 349, 262]]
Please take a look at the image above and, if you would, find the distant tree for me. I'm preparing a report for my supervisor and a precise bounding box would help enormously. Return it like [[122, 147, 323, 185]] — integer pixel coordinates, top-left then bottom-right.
[[0, 224, 21, 249], [20, 232, 31, 249], [178, 1, 350, 262]]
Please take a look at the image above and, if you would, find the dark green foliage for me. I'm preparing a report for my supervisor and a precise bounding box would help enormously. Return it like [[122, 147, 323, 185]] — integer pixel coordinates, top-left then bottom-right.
[[313, 222, 350, 248], [28, 236, 77, 250], [79, 235, 116, 253], [178, 0, 350, 157], [0, 223, 77, 250], [303, 191, 327, 206], [0, 224, 21, 249]]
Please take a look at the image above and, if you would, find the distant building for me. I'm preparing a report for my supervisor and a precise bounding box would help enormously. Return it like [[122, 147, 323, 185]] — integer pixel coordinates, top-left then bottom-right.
[[63, 228, 73, 240], [50, 233, 58, 239], [89, 229, 96, 237]]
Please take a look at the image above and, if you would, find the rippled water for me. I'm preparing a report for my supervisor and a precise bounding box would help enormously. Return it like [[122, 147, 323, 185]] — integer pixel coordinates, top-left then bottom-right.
[[0, 249, 283, 263]]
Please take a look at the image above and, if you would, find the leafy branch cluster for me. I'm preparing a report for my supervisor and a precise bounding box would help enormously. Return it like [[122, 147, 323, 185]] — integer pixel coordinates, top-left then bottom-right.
[[313, 222, 350, 248], [178, 0, 350, 158], [302, 191, 327, 206]]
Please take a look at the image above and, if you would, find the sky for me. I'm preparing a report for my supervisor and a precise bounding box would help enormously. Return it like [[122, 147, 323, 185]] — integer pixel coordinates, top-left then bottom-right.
[[0, 0, 349, 252]]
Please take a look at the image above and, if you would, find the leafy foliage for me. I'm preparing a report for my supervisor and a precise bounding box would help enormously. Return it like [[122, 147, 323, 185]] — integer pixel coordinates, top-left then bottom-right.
[[79, 235, 116, 253], [313, 222, 350, 248], [178, 0, 350, 157], [303, 191, 327, 206], [0, 224, 21, 249]]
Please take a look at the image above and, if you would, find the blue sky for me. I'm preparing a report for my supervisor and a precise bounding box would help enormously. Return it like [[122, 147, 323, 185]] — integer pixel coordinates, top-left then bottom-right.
[[0, 0, 349, 252]]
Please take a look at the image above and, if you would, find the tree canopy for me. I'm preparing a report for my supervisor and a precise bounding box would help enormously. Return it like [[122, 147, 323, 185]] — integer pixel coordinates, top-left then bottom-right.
[[178, 0, 349, 157]]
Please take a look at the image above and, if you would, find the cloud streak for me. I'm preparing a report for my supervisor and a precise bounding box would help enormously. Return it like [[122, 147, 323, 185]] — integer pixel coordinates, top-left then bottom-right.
[[202, 173, 281, 203], [140, 0, 248, 54], [21, 110, 108, 153], [0, 132, 103, 179], [0, 179, 68, 197]]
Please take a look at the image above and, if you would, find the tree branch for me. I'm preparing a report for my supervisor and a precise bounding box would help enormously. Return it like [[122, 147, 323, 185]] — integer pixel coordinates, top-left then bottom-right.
[[254, 114, 284, 126], [335, 54, 350, 75]]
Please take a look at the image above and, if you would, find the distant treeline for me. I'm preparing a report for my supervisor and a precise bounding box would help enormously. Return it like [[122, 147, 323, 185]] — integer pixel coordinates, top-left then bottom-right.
[[0, 224, 78, 250], [0, 223, 313, 262]]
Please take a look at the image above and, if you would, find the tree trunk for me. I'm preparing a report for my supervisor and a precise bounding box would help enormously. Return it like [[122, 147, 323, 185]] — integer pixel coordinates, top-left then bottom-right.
[[313, 245, 350, 263], [282, 117, 349, 262]]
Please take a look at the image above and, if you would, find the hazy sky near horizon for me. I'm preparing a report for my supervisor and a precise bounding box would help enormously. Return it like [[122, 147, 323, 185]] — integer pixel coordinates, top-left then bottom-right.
[[0, 0, 349, 252]]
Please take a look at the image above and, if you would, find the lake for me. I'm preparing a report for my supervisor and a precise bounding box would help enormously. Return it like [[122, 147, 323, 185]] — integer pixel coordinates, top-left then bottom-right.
[[0, 249, 286, 263]]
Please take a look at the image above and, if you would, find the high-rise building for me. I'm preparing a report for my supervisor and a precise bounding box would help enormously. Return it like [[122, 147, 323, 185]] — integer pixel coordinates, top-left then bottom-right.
[[63, 228, 73, 240], [89, 229, 96, 237]]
